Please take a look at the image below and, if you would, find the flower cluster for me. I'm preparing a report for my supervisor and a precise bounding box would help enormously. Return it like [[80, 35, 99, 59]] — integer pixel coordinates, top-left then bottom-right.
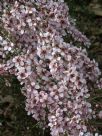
[[0, 0, 102, 136]]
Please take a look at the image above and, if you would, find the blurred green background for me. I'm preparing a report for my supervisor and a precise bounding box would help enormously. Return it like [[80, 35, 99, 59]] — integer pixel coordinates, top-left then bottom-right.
[[0, 0, 102, 135]]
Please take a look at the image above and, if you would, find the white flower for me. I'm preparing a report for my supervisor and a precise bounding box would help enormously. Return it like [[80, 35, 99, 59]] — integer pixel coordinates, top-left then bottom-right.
[[26, 18, 32, 23], [67, 55, 71, 61], [50, 91, 55, 97], [54, 95, 59, 100], [4, 46, 8, 51], [59, 93, 64, 98], [20, 30, 24, 34], [35, 84, 40, 89], [95, 133, 99, 136], [98, 111, 102, 119], [0, 36, 3, 41], [3, 40, 7, 45]]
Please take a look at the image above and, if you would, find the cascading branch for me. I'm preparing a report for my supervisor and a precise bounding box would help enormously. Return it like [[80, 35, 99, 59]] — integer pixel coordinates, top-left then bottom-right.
[[0, 0, 102, 136]]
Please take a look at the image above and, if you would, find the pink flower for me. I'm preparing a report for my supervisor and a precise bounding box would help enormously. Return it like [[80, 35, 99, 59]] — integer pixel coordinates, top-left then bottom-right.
[[0, 0, 101, 136]]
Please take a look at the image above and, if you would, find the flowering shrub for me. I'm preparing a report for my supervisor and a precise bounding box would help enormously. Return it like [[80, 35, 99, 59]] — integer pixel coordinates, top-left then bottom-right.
[[0, 0, 102, 136]]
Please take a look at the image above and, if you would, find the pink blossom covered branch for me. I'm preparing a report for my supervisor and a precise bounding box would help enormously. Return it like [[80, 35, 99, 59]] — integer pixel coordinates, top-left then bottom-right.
[[0, 0, 102, 136]]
